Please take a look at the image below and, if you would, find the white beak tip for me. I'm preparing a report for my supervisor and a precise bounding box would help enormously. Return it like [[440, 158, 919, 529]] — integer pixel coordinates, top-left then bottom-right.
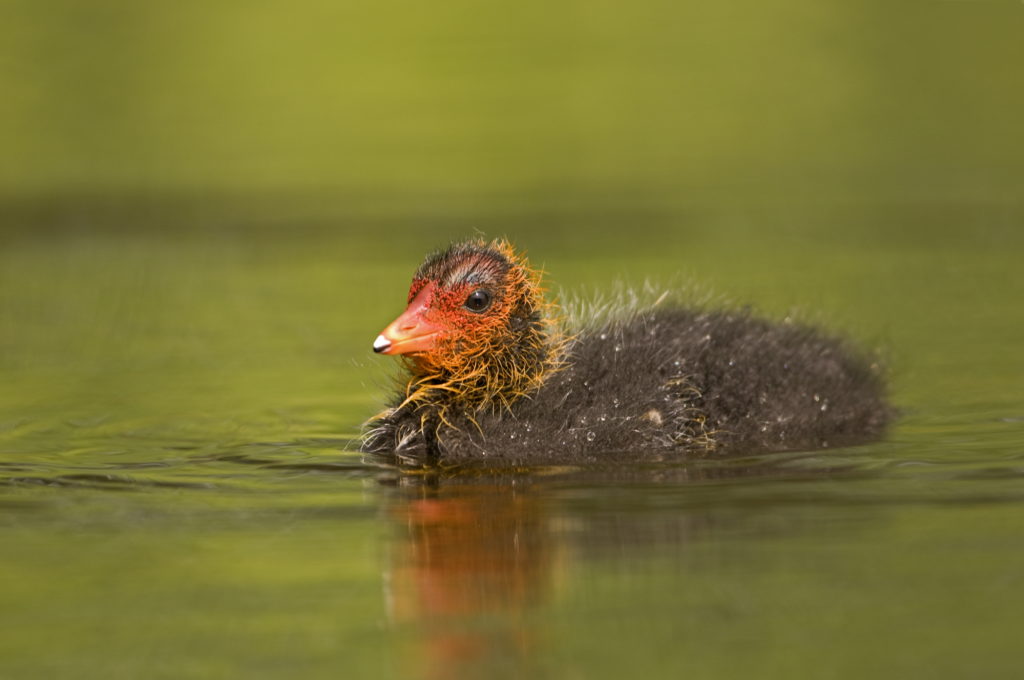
[[373, 335, 391, 354]]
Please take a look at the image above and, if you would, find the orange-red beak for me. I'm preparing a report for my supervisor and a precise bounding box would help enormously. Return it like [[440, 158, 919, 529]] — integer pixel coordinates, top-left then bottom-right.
[[373, 283, 443, 356]]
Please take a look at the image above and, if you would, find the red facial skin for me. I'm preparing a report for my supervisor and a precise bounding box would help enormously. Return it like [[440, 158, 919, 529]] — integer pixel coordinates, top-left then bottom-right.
[[375, 276, 504, 362]]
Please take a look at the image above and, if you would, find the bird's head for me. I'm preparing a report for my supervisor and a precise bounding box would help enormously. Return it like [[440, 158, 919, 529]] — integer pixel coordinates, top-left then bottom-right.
[[373, 239, 563, 410]]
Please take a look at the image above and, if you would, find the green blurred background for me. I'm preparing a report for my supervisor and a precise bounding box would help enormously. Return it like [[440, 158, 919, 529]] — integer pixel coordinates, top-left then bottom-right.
[[3, 0, 1022, 203], [2, 2, 1024, 679]]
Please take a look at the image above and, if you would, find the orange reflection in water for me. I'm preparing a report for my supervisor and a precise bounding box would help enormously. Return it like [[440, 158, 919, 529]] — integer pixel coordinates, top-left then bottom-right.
[[384, 479, 559, 679]]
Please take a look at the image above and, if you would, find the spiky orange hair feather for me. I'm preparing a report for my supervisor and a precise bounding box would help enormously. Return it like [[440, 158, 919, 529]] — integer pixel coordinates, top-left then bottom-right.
[[396, 239, 568, 423]]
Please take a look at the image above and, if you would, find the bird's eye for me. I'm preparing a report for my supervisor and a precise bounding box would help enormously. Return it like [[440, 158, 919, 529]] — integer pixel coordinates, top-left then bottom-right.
[[464, 289, 492, 313]]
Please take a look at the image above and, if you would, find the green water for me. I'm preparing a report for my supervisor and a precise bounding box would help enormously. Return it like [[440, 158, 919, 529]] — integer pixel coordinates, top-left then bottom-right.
[[3, 206, 1022, 679], [3, 1, 1024, 678]]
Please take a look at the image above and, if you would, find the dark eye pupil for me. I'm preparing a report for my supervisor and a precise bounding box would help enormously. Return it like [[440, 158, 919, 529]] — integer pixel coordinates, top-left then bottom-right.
[[465, 289, 491, 312]]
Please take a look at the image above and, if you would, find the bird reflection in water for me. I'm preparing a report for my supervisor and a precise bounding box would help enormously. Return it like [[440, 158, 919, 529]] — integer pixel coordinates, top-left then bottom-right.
[[380, 474, 557, 680], [373, 454, 854, 679]]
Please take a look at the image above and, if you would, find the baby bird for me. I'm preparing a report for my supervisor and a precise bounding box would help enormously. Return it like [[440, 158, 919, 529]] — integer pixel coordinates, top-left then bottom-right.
[[362, 239, 890, 463]]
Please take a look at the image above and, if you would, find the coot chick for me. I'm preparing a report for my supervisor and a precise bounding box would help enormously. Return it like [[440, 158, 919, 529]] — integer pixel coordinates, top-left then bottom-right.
[[362, 239, 890, 463]]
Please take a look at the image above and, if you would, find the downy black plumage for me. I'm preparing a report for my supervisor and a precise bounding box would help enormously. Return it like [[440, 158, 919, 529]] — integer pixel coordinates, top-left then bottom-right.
[[363, 239, 890, 463]]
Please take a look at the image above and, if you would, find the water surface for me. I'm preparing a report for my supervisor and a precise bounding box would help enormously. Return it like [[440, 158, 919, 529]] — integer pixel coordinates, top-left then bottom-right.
[[2, 202, 1022, 679]]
